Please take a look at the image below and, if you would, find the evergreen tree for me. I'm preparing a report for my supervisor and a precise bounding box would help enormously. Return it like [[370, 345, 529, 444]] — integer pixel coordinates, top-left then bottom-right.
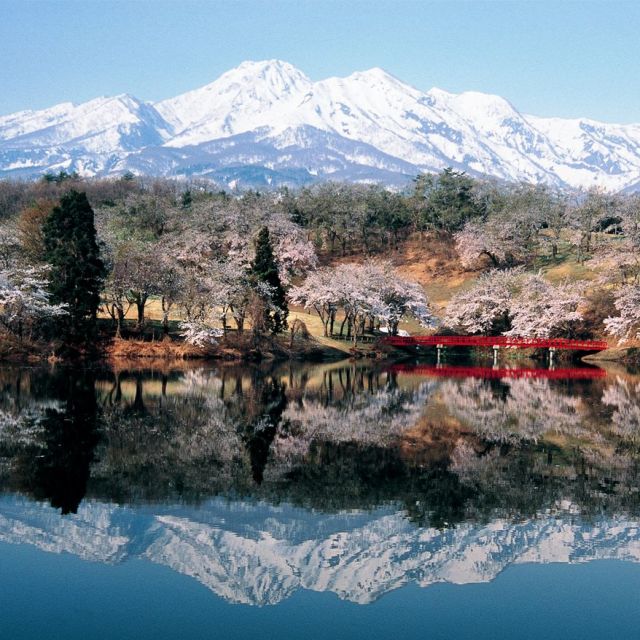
[[413, 168, 485, 233], [43, 190, 106, 343], [180, 189, 193, 209], [249, 227, 288, 334]]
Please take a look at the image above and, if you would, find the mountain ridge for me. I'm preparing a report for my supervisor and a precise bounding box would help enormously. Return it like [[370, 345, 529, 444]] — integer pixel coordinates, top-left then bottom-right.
[[2, 495, 640, 606], [2, 59, 640, 190]]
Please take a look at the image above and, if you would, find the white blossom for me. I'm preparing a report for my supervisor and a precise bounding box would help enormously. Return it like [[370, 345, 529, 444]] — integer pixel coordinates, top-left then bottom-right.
[[445, 268, 522, 334], [179, 321, 223, 347], [0, 266, 67, 337], [604, 284, 640, 343], [445, 269, 584, 338], [290, 260, 433, 340]]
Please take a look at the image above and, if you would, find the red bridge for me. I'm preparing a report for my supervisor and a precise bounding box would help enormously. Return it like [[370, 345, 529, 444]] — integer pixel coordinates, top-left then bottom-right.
[[381, 335, 608, 351]]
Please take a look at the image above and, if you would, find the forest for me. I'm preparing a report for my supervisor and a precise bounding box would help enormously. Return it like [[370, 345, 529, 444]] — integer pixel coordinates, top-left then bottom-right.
[[0, 168, 639, 360]]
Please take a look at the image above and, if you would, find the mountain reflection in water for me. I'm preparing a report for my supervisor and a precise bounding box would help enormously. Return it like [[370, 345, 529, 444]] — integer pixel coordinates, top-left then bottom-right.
[[1, 360, 640, 605]]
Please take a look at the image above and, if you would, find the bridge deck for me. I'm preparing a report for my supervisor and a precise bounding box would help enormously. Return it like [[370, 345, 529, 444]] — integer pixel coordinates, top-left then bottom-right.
[[382, 335, 608, 351]]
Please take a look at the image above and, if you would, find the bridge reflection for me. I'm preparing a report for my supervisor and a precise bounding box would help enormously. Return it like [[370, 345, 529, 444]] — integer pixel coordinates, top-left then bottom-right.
[[387, 363, 607, 380], [382, 335, 609, 350]]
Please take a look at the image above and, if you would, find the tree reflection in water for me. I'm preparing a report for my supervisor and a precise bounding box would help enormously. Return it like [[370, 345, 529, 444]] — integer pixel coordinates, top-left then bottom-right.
[[438, 377, 587, 444], [1, 362, 640, 525], [0, 369, 100, 514], [602, 377, 640, 441]]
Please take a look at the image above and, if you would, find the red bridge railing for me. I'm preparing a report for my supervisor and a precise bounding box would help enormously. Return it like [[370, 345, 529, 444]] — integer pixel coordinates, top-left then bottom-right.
[[387, 363, 607, 380], [381, 335, 608, 351]]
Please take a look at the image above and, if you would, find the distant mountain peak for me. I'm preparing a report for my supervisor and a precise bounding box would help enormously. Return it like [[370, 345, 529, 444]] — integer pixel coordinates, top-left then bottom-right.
[[217, 59, 311, 86], [1, 59, 640, 191], [347, 66, 397, 81]]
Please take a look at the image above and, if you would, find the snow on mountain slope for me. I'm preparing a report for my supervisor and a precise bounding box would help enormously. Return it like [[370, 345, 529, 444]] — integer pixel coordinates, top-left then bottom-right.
[[2, 494, 640, 606], [527, 114, 640, 191], [118, 125, 421, 188], [156, 60, 313, 146], [423, 88, 562, 182], [0, 94, 171, 149], [0, 94, 172, 177], [2, 59, 640, 190]]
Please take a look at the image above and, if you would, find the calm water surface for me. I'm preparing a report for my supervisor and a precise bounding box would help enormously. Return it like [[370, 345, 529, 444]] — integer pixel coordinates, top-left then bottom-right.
[[1, 359, 640, 639]]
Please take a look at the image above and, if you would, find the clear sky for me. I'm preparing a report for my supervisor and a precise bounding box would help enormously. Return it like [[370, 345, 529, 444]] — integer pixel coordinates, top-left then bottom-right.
[[1, 0, 639, 123]]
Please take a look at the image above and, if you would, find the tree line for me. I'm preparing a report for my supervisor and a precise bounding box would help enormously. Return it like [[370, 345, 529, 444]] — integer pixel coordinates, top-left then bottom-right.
[[1, 168, 640, 354]]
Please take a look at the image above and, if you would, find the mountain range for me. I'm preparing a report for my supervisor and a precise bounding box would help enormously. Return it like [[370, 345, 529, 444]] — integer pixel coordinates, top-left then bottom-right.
[[2, 495, 640, 606], [2, 59, 640, 190]]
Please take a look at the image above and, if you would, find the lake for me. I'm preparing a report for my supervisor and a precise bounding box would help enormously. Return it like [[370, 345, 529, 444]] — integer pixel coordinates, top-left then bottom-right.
[[1, 358, 639, 639]]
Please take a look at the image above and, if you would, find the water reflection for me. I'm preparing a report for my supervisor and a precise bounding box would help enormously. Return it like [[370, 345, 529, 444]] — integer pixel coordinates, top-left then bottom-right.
[[0, 370, 100, 514], [440, 377, 586, 444], [3, 495, 640, 607], [2, 361, 640, 605], [602, 377, 640, 441], [388, 362, 607, 380]]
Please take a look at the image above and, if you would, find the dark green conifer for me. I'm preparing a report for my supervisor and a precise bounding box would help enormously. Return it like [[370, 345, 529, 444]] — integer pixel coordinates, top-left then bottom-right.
[[43, 190, 106, 343], [249, 226, 288, 334]]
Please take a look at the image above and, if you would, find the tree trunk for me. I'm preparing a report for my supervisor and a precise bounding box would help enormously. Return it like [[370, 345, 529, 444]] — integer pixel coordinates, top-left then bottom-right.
[[115, 305, 125, 338], [136, 300, 145, 330], [161, 297, 170, 335], [339, 315, 348, 338]]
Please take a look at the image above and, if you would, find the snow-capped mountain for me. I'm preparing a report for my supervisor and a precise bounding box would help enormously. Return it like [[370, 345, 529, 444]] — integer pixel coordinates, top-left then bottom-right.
[[2, 494, 640, 606], [0, 94, 171, 177], [2, 59, 640, 190]]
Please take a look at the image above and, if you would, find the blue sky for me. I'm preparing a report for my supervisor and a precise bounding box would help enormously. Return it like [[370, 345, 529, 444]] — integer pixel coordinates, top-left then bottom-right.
[[1, 0, 638, 122]]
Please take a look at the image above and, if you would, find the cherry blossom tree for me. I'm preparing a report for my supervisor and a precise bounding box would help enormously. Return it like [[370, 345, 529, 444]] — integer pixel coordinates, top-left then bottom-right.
[[180, 321, 223, 348], [445, 269, 585, 338], [454, 185, 555, 270], [103, 240, 158, 331], [361, 261, 433, 335], [272, 232, 318, 284], [444, 268, 522, 335], [454, 221, 506, 269], [0, 266, 67, 340], [289, 268, 338, 337], [455, 214, 539, 270], [290, 261, 432, 343], [587, 193, 640, 286], [157, 258, 184, 336], [569, 188, 619, 262], [506, 275, 583, 339], [603, 284, 640, 343]]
